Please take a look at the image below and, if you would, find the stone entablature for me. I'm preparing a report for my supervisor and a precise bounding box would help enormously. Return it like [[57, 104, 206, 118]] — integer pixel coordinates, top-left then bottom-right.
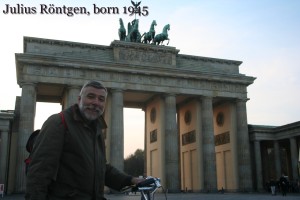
[[24, 37, 112, 61], [24, 37, 242, 76], [22, 37, 247, 74], [19, 64, 248, 96], [177, 54, 241, 75], [249, 121, 300, 141], [16, 37, 255, 100], [0, 111, 14, 131]]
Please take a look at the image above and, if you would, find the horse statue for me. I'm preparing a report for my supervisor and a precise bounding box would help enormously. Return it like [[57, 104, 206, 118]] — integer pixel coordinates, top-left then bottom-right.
[[152, 24, 170, 45], [125, 19, 142, 43], [118, 18, 126, 41], [141, 20, 157, 44]]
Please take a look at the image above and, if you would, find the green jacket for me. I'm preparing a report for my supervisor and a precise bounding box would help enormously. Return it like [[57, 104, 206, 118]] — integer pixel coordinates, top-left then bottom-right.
[[26, 104, 132, 200]]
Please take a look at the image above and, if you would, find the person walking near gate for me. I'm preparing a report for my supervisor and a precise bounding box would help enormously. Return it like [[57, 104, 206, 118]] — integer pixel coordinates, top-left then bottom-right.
[[270, 178, 277, 195], [279, 174, 288, 196]]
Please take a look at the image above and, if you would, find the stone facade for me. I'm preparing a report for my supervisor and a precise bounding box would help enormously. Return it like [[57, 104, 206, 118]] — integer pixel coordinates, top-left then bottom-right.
[[0, 36, 298, 194], [249, 122, 300, 191], [0, 110, 14, 190]]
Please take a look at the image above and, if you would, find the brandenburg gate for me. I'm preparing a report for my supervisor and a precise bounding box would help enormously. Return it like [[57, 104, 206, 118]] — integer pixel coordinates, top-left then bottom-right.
[[9, 36, 255, 193]]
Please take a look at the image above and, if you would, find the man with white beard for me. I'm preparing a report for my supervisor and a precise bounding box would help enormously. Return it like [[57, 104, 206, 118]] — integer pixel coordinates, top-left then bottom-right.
[[26, 80, 143, 200]]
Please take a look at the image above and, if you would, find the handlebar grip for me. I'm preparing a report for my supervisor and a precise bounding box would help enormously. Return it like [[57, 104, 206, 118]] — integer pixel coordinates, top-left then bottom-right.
[[136, 177, 156, 187]]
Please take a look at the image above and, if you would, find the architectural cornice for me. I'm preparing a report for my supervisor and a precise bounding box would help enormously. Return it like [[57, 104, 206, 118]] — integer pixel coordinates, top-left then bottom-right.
[[110, 40, 180, 54], [249, 121, 300, 141], [20, 37, 256, 87], [0, 111, 14, 120], [15, 53, 255, 86], [178, 54, 242, 66], [23, 36, 109, 52]]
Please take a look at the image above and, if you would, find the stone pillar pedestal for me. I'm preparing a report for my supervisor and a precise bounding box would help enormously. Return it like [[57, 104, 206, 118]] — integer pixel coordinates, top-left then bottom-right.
[[236, 99, 253, 191], [0, 130, 9, 184], [164, 94, 180, 192], [109, 89, 124, 171], [254, 140, 263, 191], [274, 140, 281, 180], [201, 97, 217, 192], [290, 137, 298, 180], [15, 83, 36, 192]]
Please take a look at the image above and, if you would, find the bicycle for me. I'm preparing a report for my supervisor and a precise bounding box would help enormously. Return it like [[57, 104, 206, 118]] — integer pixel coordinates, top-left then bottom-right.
[[121, 176, 167, 200]]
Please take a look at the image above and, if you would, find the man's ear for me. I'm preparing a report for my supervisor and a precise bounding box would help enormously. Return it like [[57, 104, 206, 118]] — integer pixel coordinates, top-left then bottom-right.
[[78, 95, 81, 104]]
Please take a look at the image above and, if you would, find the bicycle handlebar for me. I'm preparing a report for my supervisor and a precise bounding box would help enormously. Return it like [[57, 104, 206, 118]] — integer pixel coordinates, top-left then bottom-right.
[[121, 176, 161, 193], [135, 177, 161, 189], [121, 177, 165, 200], [136, 177, 156, 187]]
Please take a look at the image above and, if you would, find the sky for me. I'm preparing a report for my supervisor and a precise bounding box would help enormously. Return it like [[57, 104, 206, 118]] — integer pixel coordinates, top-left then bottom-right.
[[0, 0, 300, 157]]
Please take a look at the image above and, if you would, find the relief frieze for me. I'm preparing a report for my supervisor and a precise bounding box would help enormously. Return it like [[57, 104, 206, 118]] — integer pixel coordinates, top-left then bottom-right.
[[119, 49, 172, 65], [215, 131, 230, 146], [26, 65, 85, 78], [25, 65, 246, 94]]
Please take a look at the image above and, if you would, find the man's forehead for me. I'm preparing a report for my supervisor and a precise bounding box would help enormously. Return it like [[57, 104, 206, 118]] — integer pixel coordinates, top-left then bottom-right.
[[83, 86, 107, 94], [85, 86, 105, 90]]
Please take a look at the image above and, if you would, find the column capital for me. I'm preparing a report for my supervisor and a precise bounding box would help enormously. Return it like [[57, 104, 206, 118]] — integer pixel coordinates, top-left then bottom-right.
[[200, 96, 213, 106], [199, 96, 213, 101], [109, 88, 123, 93], [67, 85, 81, 89], [163, 93, 176, 98], [235, 98, 249, 103], [19, 81, 37, 88]]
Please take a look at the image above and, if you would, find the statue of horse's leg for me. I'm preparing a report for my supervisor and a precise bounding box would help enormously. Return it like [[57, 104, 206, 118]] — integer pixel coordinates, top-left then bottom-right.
[[143, 33, 148, 44]]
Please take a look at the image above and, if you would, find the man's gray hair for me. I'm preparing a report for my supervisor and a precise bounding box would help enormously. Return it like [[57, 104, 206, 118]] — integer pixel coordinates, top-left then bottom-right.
[[79, 80, 107, 96]]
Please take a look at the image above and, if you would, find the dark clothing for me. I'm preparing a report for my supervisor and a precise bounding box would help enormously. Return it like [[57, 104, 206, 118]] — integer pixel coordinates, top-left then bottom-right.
[[26, 104, 132, 200], [279, 176, 288, 196], [24, 129, 40, 175], [26, 130, 40, 153]]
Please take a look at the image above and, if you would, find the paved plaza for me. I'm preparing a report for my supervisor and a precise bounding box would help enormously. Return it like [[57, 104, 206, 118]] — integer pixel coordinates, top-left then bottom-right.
[[2, 192, 300, 200]]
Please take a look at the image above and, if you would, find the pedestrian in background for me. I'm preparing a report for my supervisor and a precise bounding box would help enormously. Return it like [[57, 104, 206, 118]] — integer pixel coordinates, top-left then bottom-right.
[[279, 174, 288, 196], [269, 178, 276, 195]]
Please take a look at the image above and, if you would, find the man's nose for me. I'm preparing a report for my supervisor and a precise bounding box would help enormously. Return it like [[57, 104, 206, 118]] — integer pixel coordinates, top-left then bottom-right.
[[91, 98, 101, 105]]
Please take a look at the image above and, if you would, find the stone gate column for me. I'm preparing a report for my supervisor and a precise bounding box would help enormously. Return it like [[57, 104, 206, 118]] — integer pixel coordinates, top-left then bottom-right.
[[201, 96, 217, 192], [290, 137, 298, 180], [274, 140, 281, 180], [195, 100, 204, 190], [109, 89, 124, 171], [0, 129, 9, 184], [236, 99, 253, 191], [64, 86, 81, 108], [15, 82, 36, 192], [261, 145, 269, 180], [254, 140, 263, 191], [164, 94, 180, 192]]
